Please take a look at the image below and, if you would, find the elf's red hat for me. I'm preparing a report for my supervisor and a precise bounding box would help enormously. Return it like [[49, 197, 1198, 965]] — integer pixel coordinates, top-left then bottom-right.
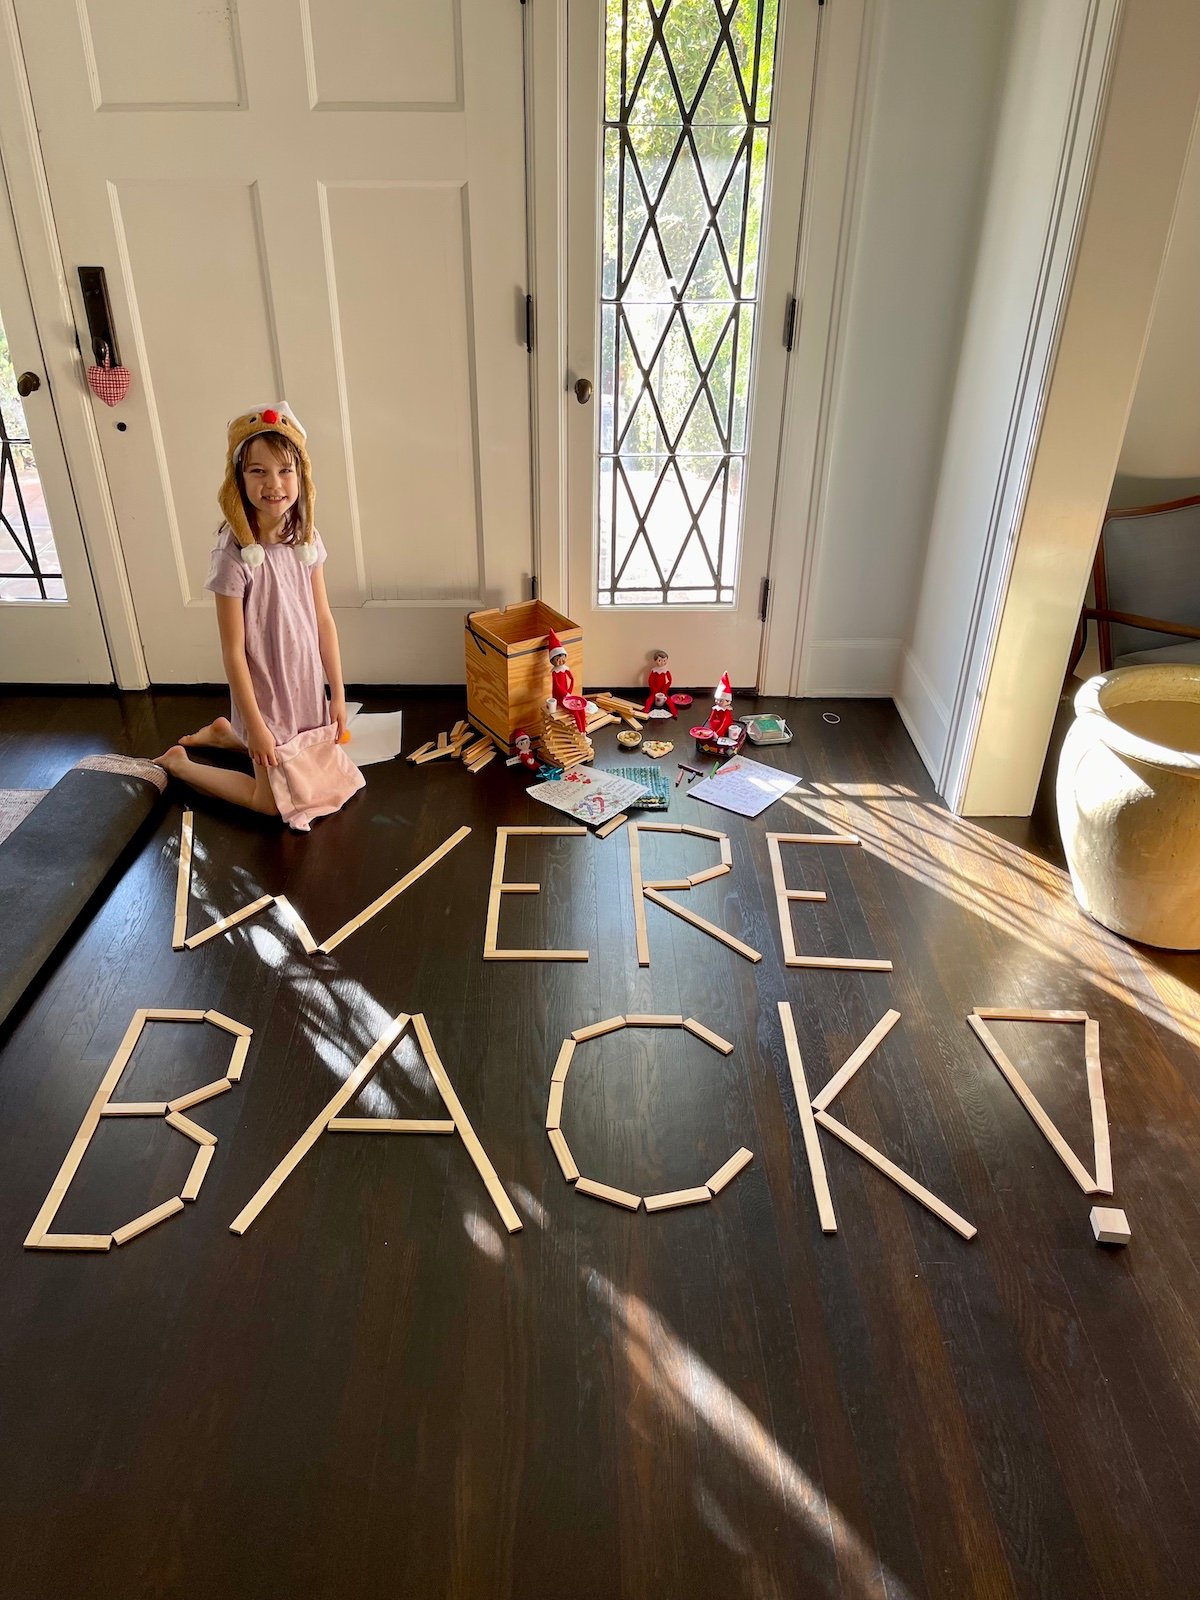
[[715, 671, 732, 698], [547, 630, 566, 656]]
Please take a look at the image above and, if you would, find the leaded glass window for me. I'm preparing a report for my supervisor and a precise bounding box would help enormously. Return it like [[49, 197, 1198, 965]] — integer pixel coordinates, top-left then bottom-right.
[[597, 0, 779, 607]]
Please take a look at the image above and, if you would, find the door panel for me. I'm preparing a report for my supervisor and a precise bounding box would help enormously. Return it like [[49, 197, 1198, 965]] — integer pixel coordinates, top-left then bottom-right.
[[14, 0, 531, 683]]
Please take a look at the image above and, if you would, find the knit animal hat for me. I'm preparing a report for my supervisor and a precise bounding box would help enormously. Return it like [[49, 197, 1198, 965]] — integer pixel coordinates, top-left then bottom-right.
[[218, 403, 317, 566]]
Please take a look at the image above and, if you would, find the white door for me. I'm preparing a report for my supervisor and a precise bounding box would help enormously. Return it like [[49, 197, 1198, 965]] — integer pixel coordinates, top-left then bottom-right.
[[13, 0, 532, 684], [0, 167, 112, 683], [566, 0, 818, 689]]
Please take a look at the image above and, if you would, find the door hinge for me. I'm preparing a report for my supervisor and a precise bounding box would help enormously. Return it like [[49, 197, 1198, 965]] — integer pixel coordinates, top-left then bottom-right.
[[524, 293, 534, 354], [759, 577, 771, 622], [783, 294, 798, 352], [530, 574, 539, 600]]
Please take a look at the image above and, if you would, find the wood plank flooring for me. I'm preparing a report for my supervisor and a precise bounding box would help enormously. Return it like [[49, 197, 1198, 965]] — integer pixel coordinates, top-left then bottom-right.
[[0, 688, 1198, 1600]]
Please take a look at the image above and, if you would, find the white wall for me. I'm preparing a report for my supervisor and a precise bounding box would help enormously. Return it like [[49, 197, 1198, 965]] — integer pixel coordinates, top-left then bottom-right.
[[1111, 112, 1200, 507], [896, 0, 1100, 780], [796, 0, 1014, 698]]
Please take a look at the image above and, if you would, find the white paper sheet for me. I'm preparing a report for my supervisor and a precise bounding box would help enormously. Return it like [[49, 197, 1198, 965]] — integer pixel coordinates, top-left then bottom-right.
[[687, 754, 800, 818], [525, 766, 649, 826], [344, 710, 404, 768]]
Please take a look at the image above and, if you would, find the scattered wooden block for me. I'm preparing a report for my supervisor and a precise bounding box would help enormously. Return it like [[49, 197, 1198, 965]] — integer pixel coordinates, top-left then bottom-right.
[[778, 1001, 837, 1233], [168, 1079, 233, 1114], [28, 1233, 112, 1252], [203, 1009, 252, 1037], [467, 749, 496, 773], [1090, 1205, 1130, 1245], [181, 1144, 215, 1201], [551, 1039, 576, 1083], [548, 1128, 579, 1182], [814, 1110, 976, 1240], [682, 1018, 734, 1055], [320, 826, 471, 953], [967, 1014, 1098, 1193], [546, 1080, 565, 1130], [575, 1176, 641, 1211], [411, 743, 457, 765], [227, 1035, 251, 1083], [172, 810, 193, 950], [595, 812, 628, 839], [101, 1101, 167, 1116], [165, 1110, 217, 1147], [113, 1196, 186, 1246], [184, 894, 275, 950], [624, 1014, 685, 1027], [572, 1016, 627, 1042], [327, 1118, 455, 1133], [406, 740, 435, 761], [706, 1147, 753, 1194], [450, 720, 468, 739], [273, 896, 318, 954], [643, 887, 762, 963], [812, 1009, 902, 1113], [437, 731, 449, 749], [644, 1186, 711, 1212]]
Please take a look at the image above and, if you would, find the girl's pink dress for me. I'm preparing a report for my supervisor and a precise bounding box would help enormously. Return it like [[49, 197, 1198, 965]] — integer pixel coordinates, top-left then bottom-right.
[[205, 525, 363, 830]]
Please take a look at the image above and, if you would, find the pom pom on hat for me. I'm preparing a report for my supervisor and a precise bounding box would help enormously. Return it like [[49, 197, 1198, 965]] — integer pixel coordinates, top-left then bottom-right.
[[241, 543, 265, 569], [295, 540, 319, 566]]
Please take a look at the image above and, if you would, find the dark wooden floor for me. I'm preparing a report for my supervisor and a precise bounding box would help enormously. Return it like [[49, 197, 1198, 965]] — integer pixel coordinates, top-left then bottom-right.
[[1, 688, 1198, 1600]]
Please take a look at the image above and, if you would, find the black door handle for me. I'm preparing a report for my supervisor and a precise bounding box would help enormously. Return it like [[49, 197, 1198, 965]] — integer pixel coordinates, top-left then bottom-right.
[[16, 371, 41, 398]]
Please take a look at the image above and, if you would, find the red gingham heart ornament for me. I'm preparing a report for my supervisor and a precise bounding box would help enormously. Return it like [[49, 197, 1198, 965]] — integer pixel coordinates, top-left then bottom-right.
[[86, 349, 132, 407]]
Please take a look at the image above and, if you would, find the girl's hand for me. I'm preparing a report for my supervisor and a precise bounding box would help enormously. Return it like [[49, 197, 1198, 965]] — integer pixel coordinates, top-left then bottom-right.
[[330, 697, 349, 744], [246, 722, 278, 767]]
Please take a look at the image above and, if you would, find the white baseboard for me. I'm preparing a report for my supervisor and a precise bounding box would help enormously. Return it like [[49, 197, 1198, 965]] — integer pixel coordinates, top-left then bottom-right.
[[799, 637, 903, 697], [894, 647, 951, 784]]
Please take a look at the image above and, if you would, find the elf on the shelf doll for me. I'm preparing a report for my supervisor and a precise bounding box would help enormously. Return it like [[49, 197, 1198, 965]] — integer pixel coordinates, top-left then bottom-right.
[[547, 632, 574, 704], [705, 672, 734, 740], [508, 729, 541, 772], [643, 648, 678, 718]]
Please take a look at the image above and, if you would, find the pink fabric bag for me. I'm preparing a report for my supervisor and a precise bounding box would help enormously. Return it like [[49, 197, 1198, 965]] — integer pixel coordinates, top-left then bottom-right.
[[266, 724, 364, 832]]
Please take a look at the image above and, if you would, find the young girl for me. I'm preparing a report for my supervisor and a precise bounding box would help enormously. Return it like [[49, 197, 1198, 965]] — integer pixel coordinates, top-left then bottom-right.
[[156, 404, 363, 829]]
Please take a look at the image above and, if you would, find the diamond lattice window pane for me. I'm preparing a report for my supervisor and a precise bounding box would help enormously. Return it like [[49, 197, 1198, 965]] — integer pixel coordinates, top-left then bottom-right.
[[597, 0, 780, 609]]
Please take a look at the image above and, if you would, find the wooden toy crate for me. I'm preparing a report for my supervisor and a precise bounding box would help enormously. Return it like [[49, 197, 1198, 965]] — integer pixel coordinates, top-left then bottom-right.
[[464, 600, 583, 754]]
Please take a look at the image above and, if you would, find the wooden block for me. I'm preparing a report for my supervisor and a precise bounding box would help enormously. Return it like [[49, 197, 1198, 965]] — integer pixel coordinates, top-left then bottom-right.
[[181, 1143, 215, 1201], [720, 836, 733, 868], [643, 887, 762, 963], [785, 955, 893, 972], [226, 1034, 251, 1083], [410, 1014, 523, 1234], [778, 1001, 837, 1233], [628, 825, 650, 968], [166, 1110, 218, 1146], [501, 882, 542, 894], [113, 1195, 186, 1246], [1085, 1018, 1113, 1194], [624, 1015, 684, 1027], [638, 822, 683, 832], [575, 1176, 641, 1211], [168, 1078, 232, 1114], [27, 1233, 112, 1252], [23, 1010, 148, 1248], [450, 719, 468, 739], [437, 731, 448, 749], [173, 810, 193, 950], [595, 812, 628, 839], [967, 1014, 1098, 1193], [680, 825, 724, 840], [551, 1039, 576, 1083], [546, 1080, 565, 1130], [231, 1013, 411, 1235], [814, 1110, 976, 1240], [644, 878, 693, 891], [687, 863, 730, 886], [812, 1009, 902, 1113], [320, 826, 471, 953], [1090, 1205, 1130, 1245], [273, 896, 318, 954], [682, 1018, 734, 1055], [141, 1008, 207, 1021], [467, 749, 496, 773], [203, 1009, 252, 1037], [973, 1008, 1090, 1023], [411, 744, 457, 764], [184, 894, 275, 949], [644, 1186, 711, 1212], [572, 1016, 627, 1042], [101, 1101, 167, 1116], [769, 831, 861, 846], [706, 1146, 753, 1194], [548, 1127, 579, 1182], [484, 948, 589, 961], [326, 1118, 456, 1133], [504, 826, 588, 836], [406, 740, 435, 761]]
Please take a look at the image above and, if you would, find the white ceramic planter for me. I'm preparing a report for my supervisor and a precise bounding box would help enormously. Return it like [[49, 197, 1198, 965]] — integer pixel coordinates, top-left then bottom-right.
[[1056, 665, 1200, 949]]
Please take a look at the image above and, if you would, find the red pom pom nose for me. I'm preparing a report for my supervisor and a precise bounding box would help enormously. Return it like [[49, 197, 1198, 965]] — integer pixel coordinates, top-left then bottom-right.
[[262, 408, 279, 424]]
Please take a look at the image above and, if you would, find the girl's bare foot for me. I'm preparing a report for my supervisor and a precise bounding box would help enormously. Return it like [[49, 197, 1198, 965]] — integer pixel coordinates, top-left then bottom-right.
[[154, 744, 190, 777], [180, 716, 242, 750], [153, 744, 276, 815]]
